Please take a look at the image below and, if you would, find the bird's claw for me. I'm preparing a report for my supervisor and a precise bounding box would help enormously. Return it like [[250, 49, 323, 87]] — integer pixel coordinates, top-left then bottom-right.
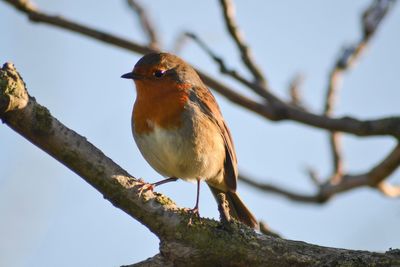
[[136, 179, 155, 197], [187, 207, 200, 226]]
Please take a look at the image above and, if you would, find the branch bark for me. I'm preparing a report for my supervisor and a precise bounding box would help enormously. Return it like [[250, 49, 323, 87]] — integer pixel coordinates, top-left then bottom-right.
[[1, 61, 399, 267]]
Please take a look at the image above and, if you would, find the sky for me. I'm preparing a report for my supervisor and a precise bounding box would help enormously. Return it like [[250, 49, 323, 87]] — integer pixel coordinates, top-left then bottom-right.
[[1, 0, 399, 266]]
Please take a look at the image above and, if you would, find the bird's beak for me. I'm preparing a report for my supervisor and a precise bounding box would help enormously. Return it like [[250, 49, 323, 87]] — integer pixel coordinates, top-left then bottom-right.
[[121, 72, 142, 80]]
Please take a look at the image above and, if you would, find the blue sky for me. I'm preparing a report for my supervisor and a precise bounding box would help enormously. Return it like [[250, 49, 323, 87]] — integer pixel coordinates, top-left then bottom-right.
[[1, 1, 399, 266]]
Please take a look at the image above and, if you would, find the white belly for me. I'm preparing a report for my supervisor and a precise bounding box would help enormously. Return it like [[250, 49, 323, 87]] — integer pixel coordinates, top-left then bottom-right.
[[133, 113, 225, 182]]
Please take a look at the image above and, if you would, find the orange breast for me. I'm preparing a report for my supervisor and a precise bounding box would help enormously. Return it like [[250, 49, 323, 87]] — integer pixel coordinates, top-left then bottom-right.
[[133, 81, 190, 134]]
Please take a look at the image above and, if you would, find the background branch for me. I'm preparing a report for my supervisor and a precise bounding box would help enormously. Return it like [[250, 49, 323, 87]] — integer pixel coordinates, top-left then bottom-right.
[[219, 0, 267, 87], [288, 73, 305, 109], [185, 32, 263, 96], [321, 0, 394, 184], [240, 142, 400, 203], [127, 0, 159, 50]]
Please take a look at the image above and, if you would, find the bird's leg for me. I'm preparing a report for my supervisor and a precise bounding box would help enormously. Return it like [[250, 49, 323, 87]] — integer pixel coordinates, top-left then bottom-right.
[[153, 177, 179, 187], [192, 179, 200, 215], [136, 177, 178, 196], [188, 179, 201, 225]]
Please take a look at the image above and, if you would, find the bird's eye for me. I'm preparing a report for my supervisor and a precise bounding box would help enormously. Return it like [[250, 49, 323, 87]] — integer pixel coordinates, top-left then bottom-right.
[[153, 70, 165, 78]]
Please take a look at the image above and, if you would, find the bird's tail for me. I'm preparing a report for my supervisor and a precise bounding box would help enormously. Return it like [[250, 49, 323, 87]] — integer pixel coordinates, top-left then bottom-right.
[[208, 186, 258, 229]]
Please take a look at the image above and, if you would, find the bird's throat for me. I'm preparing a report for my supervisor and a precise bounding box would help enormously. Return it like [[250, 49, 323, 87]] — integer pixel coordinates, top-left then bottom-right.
[[133, 83, 190, 134]]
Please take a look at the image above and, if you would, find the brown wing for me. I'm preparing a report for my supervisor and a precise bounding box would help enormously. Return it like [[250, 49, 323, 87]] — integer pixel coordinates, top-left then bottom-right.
[[190, 86, 238, 192]]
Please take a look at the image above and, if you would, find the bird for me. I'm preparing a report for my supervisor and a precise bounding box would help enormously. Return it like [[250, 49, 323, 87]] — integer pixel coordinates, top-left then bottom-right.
[[121, 52, 258, 228]]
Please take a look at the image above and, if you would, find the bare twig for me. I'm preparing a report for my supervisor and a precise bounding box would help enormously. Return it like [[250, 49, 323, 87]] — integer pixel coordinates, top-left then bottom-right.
[[322, 0, 396, 183], [324, 67, 345, 182], [3, 0, 154, 55], [171, 32, 189, 54], [328, 132, 344, 183], [377, 182, 400, 197], [127, 0, 159, 50], [240, 142, 400, 203], [306, 167, 321, 186], [363, 0, 395, 38], [219, 0, 267, 87], [184, 31, 283, 103], [239, 174, 327, 203], [3, 0, 400, 138], [185, 32, 266, 97], [288, 74, 305, 108]]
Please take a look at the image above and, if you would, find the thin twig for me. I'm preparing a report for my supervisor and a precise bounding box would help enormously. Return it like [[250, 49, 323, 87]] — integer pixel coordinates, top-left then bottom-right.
[[324, 69, 345, 182], [322, 0, 395, 182], [185, 32, 267, 98], [240, 143, 400, 203], [239, 174, 328, 203], [305, 167, 321, 186], [288, 73, 305, 109], [127, 0, 159, 50], [3, 0, 400, 138], [328, 132, 344, 184], [219, 0, 267, 87], [377, 182, 400, 197], [3, 0, 155, 55], [362, 0, 395, 38], [171, 32, 189, 54]]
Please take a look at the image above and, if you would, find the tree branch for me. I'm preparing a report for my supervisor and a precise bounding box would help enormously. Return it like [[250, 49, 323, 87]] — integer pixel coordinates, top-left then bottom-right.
[[126, 0, 159, 50], [240, 142, 400, 203], [288, 73, 305, 109], [185, 32, 267, 98], [123, 254, 173, 267], [3, 0, 155, 55], [3, 0, 400, 138], [322, 0, 394, 183], [377, 182, 400, 197], [2, 62, 399, 267], [218, 0, 267, 87]]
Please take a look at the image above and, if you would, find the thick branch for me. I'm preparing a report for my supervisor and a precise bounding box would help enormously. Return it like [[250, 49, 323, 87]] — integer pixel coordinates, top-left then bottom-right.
[[3, 0, 400, 138], [2, 63, 399, 267], [124, 254, 173, 267]]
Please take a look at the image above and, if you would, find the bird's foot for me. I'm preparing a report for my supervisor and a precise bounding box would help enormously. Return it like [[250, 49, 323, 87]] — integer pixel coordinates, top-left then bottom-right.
[[187, 207, 200, 226], [136, 179, 155, 197]]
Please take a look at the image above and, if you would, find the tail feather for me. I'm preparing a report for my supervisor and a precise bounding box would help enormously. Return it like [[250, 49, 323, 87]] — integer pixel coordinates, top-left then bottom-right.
[[208, 186, 258, 229]]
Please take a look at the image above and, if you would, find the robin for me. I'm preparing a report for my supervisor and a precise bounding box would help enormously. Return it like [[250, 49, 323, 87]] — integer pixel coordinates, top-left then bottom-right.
[[121, 52, 258, 228]]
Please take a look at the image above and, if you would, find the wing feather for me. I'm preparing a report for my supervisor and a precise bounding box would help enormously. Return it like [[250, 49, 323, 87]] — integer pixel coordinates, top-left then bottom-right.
[[189, 86, 238, 192]]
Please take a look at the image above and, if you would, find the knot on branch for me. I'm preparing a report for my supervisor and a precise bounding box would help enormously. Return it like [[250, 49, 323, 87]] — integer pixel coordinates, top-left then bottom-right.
[[0, 62, 29, 117]]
